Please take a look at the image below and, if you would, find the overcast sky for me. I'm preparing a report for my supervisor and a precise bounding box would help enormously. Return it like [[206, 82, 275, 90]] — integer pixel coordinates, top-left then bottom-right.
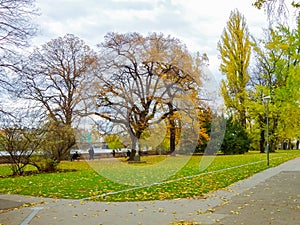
[[32, 0, 269, 80]]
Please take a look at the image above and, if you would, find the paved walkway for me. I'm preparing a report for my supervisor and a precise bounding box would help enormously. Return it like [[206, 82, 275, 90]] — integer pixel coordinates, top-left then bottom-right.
[[0, 157, 300, 225]]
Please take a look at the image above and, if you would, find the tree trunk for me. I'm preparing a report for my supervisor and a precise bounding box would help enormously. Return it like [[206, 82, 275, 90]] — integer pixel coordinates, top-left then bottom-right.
[[270, 140, 276, 152], [169, 116, 176, 154], [241, 109, 247, 129], [128, 138, 140, 161], [168, 102, 176, 154], [260, 130, 265, 153]]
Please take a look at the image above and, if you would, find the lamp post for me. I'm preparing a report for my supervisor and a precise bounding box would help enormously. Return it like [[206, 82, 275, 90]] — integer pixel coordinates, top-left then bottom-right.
[[263, 95, 271, 166]]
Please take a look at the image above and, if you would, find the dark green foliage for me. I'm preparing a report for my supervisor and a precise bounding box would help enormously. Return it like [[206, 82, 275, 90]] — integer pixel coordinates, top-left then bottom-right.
[[221, 117, 252, 154]]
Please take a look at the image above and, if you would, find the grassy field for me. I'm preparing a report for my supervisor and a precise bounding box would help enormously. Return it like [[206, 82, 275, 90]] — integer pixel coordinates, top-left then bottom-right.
[[0, 150, 300, 202]]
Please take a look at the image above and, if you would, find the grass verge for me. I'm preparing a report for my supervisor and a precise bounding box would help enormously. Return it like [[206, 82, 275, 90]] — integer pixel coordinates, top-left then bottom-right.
[[0, 150, 299, 201]]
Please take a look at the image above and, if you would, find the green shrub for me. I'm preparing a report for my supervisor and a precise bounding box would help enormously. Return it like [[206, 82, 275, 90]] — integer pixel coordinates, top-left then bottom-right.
[[221, 117, 251, 154], [30, 155, 59, 172]]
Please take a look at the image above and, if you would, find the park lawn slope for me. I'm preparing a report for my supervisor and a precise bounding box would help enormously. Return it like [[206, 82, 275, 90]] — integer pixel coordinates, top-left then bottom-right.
[[0, 150, 299, 201]]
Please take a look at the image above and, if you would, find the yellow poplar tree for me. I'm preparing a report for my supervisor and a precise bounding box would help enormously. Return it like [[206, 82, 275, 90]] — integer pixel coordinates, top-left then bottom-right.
[[218, 9, 251, 128]]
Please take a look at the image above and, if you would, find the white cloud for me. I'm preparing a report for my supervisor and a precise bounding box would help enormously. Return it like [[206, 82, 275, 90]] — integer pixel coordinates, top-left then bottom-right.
[[32, 0, 270, 79]]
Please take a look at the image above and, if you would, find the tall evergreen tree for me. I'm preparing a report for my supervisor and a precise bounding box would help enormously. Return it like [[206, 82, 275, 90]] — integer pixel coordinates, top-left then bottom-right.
[[221, 116, 251, 155]]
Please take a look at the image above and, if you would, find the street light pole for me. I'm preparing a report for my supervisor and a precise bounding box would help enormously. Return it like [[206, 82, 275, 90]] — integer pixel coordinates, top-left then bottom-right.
[[264, 95, 271, 166]]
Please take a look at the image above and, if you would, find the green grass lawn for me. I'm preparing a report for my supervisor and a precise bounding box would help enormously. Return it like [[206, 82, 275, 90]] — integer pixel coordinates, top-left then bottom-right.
[[0, 150, 300, 202]]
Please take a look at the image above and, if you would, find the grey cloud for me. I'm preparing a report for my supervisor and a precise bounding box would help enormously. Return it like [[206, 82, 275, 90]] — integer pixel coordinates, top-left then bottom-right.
[[100, 0, 155, 11], [38, 0, 155, 21]]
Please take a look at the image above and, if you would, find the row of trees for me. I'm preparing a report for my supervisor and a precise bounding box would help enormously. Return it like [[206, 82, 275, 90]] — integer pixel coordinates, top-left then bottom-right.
[[0, 0, 215, 174], [1, 0, 299, 175], [219, 2, 300, 153], [1, 32, 215, 173]]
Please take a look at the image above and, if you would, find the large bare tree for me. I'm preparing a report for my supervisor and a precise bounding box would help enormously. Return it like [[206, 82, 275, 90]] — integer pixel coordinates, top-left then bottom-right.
[[253, 0, 299, 22], [0, 0, 37, 51], [0, 0, 37, 114], [16, 34, 98, 163], [94, 32, 203, 160], [19, 34, 98, 126]]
